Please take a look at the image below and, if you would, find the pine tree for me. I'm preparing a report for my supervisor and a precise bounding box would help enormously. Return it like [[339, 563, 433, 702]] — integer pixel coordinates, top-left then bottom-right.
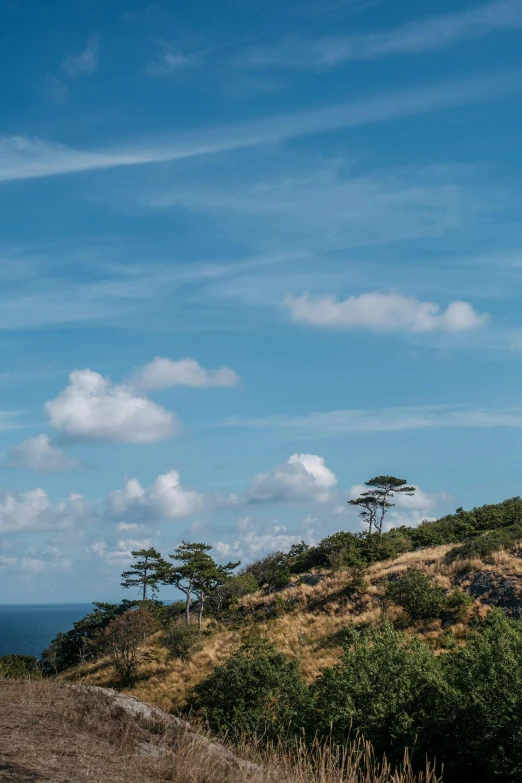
[[121, 548, 166, 601], [349, 476, 416, 535]]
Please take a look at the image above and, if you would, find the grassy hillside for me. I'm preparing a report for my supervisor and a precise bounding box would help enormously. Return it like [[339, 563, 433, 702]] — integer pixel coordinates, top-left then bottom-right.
[[64, 538, 522, 712]]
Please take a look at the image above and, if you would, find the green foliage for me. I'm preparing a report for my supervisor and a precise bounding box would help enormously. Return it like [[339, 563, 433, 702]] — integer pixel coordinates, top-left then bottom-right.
[[446, 523, 522, 563], [121, 548, 167, 601], [192, 634, 310, 742], [189, 612, 522, 780], [241, 551, 292, 590], [349, 476, 416, 535], [0, 653, 38, 678], [205, 573, 258, 618], [446, 587, 473, 612], [433, 611, 522, 782], [310, 623, 444, 763], [163, 619, 202, 661], [385, 568, 447, 621], [40, 600, 138, 673]]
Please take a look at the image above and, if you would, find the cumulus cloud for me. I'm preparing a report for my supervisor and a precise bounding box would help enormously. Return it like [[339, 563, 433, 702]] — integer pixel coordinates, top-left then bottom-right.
[[87, 538, 153, 565], [106, 470, 205, 523], [7, 434, 80, 473], [61, 34, 100, 78], [244, 453, 337, 505], [45, 369, 179, 443], [284, 292, 488, 333], [0, 488, 92, 535], [135, 356, 239, 390], [214, 521, 304, 562]]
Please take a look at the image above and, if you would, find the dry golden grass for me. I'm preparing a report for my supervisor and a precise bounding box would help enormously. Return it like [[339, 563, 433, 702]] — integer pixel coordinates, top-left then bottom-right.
[[0, 679, 441, 783], [61, 544, 522, 712]]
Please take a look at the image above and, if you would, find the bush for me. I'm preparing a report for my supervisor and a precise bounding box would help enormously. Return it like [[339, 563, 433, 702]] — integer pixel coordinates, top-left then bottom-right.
[[0, 653, 38, 678], [163, 620, 202, 660], [206, 573, 258, 617], [311, 622, 444, 763], [41, 600, 139, 673], [98, 606, 157, 685], [446, 523, 522, 563], [433, 610, 522, 782], [385, 568, 447, 621], [191, 634, 310, 742], [241, 551, 288, 589]]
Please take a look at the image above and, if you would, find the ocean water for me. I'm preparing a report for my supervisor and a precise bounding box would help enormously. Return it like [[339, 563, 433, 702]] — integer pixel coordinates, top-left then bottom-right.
[[0, 604, 93, 659]]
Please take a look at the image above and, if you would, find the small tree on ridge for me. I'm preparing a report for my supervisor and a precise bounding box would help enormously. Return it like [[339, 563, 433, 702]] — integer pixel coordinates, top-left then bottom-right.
[[350, 476, 416, 535]]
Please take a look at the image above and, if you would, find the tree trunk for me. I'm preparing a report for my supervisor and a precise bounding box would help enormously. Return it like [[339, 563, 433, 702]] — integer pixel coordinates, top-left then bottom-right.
[[185, 593, 191, 625]]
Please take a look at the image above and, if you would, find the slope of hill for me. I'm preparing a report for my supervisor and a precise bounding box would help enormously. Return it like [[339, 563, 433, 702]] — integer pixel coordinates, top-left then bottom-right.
[[0, 680, 439, 783], [63, 539, 522, 713]]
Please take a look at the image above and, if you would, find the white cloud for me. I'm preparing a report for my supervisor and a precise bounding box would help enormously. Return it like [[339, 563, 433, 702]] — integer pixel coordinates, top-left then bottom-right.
[[61, 34, 100, 78], [0, 488, 92, 535], [215, 521, 304, 562], [284, 292, 488, 333], [219, 404, 522, 435], [7, 434, 80, 473], [88, 538, 153, 565], [245, 453, 337, 505], [135, 356, 240, 390], [106, 470, 205, 523], [237, 0, 522, 70], [0, 72, 518, 183], [45, 369, 179, 443]]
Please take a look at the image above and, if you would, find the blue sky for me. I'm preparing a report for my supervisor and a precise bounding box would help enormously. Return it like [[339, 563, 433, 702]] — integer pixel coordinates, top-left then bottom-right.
[[1, 0, 522, 603]]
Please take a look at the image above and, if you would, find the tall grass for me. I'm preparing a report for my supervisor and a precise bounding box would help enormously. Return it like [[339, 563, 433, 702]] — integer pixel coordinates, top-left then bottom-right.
[[1, 678, 441, 783]]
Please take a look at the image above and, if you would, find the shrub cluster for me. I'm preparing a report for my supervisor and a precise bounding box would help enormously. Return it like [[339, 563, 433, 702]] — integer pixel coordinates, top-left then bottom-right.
[[192, 611, 522, 783]]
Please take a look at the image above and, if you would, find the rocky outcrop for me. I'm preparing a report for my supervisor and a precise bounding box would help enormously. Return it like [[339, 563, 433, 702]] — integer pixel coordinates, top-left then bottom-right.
[[459, 571, 522, 617], [71, 685, 260, 774]]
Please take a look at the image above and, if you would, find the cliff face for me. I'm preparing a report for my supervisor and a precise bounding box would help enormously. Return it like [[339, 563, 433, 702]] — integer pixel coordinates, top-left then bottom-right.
[[63, 543, 522, 713]]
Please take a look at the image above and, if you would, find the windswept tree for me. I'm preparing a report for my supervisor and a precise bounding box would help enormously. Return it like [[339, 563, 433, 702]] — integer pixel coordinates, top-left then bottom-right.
[[163, 542, 213, 625], [193, 559, 240, 628], [349, 476, 416, 535], [121, 548, 167, 601]]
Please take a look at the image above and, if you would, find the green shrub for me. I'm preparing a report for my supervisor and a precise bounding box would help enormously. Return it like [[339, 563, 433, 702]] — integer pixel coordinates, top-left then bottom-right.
[[433, 610, 522, 782], [163, 620, 202, 660], [446, 587, 473, 614], [41, 600, 139, 673], [385, 568, 447, 621], [191, 634, 310, 742], [0, 653, 38, 678], [446, 523, 522, 563], [310, 622, 444, 762], [206, 573, 258, 617]]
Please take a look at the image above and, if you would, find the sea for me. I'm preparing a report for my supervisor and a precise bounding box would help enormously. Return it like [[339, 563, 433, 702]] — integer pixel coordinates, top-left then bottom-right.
[[0, 604, 93, 659]]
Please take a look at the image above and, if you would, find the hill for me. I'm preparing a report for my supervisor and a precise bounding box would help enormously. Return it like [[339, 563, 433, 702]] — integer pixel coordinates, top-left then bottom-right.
[[63, 538, 522, 712]]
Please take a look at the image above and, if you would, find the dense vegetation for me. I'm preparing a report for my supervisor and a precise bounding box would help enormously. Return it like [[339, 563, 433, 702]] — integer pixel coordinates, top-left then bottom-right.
[[193, 611, 522, 783]]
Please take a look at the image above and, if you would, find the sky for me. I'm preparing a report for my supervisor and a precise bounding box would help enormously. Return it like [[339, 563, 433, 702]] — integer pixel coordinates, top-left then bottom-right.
[[1, 0, 522, 603]]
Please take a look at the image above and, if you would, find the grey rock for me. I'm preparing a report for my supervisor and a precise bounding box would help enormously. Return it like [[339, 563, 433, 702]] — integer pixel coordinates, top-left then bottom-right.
[[301, 573, 324, 586]]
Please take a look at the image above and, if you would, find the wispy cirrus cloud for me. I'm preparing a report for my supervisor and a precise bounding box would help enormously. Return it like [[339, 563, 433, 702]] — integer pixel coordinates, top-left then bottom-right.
[[236, 0, 522, 70], [0, 71, 520, 184], [218, 404, 522, 435]]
